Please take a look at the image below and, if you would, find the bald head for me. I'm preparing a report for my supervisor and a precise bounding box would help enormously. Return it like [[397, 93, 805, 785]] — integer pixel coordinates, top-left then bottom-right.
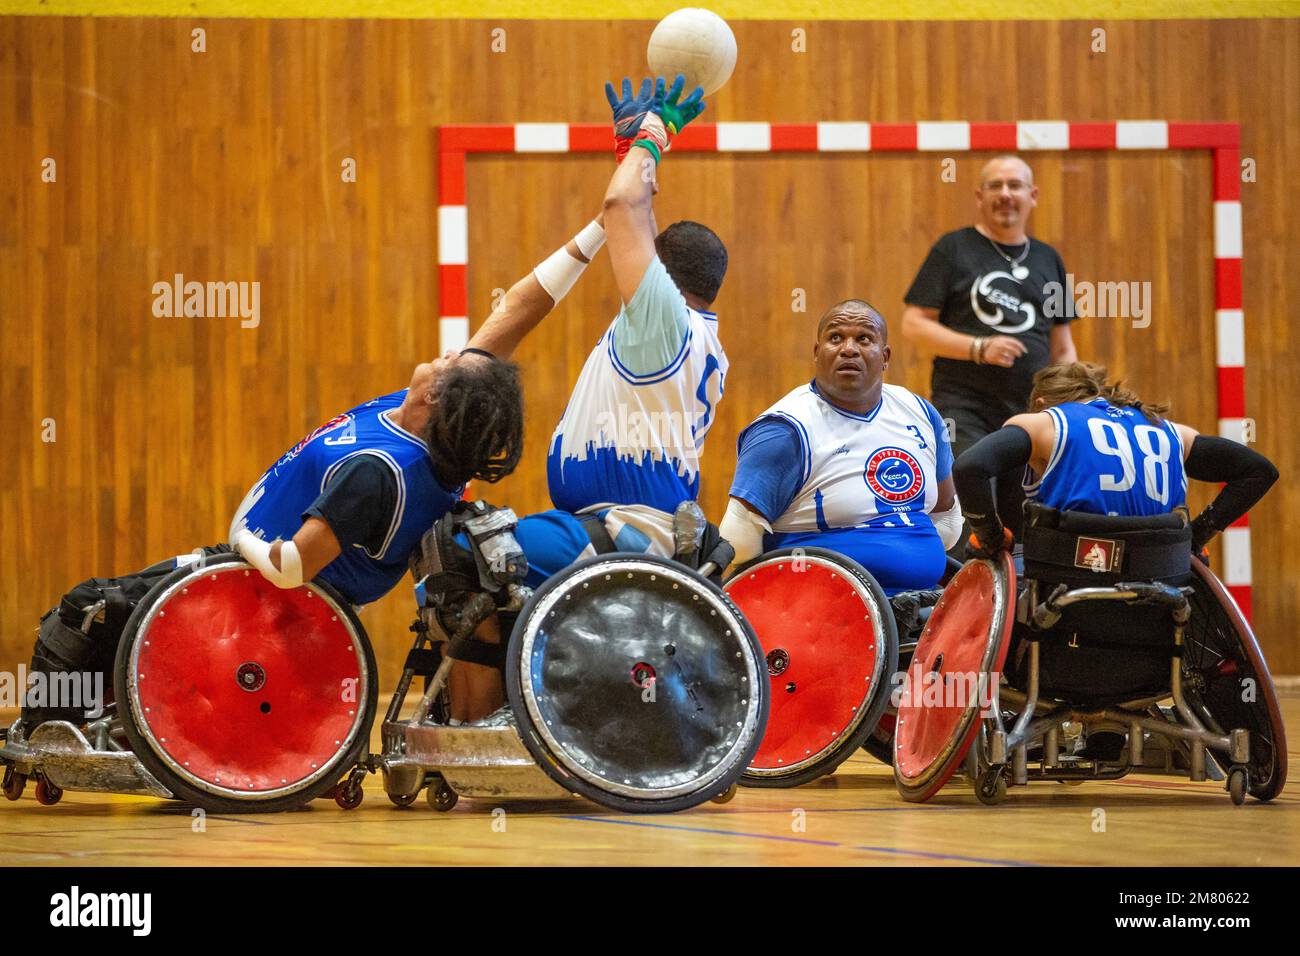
[[816, 299, 888, 341], [979, 155, 1033, 187], [812, 299, 891, 413]]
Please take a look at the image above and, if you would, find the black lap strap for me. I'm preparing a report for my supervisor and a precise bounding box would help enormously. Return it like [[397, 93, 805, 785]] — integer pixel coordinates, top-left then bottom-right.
[[579, 513, 618, 555], [446, 636, 507, 670], [1023, 522, 1191, 585]]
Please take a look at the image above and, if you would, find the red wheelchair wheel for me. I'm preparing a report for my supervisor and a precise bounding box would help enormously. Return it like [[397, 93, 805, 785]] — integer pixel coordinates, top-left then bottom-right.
[[114, 554, 377, 812], [725, 548, 897, 788], [893, 553, 1015, 803]]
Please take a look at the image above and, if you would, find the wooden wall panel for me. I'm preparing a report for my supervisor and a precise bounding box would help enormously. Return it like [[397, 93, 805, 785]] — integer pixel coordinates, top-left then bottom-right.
[[1, 16, 1296, 683]]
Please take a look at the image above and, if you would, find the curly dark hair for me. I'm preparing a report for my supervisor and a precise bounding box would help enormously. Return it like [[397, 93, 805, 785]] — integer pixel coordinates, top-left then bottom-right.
[[422, 356, 524, 487], [655, 220, 728, 305]]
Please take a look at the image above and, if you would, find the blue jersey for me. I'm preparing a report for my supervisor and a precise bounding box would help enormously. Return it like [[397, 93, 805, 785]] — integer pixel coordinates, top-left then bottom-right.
[[229, 390, 461, 606], [1024, 399, 1188, 517]]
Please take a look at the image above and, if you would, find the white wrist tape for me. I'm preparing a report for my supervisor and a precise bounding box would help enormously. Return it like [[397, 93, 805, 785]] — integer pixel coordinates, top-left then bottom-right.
[[573, 219, 606, 260], [932, 495, 964, 551], [719, 498, 773, 569], [235, 529, 304, 589]]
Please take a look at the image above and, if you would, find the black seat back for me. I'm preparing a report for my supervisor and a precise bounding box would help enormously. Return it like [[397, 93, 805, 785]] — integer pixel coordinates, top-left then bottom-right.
[[1013, 503, 1193, 704], [1021, 501, 1192, 588]]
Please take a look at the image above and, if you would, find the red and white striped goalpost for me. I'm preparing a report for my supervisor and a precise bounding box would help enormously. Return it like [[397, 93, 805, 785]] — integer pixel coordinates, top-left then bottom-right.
[[436, 120, 1252, 618]]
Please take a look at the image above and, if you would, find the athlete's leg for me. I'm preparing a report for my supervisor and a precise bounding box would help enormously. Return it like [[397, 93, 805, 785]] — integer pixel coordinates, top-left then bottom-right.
[[447, 511, 592, 722]]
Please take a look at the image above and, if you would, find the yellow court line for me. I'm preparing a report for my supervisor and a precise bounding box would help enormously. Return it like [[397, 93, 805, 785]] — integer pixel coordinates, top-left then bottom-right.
[[1, 0, 1298, 21]]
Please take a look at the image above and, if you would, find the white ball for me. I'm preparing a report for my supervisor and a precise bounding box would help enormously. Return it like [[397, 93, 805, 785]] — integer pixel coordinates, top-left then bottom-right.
[[647, 7, 737, 97]]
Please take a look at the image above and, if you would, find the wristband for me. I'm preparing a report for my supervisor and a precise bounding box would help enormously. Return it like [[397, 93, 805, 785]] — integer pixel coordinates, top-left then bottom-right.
[[632, 138, 662, 164]]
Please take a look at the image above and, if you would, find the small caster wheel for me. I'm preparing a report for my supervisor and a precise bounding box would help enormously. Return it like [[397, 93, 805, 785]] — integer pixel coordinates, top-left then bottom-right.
[[388, 790, 419, 808], [335, 780, 364, 810], [1227, 766, 1247, 806], [975, 767, 1007, 806], [428, 781, 458, 812], [710, 783, 738, 805], [34, 776, 62, 806], [2, 766, 26, 801]]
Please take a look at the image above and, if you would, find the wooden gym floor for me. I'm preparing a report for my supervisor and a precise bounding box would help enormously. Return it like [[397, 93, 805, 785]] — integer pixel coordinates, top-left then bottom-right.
[[1, 696, 1296, 868]]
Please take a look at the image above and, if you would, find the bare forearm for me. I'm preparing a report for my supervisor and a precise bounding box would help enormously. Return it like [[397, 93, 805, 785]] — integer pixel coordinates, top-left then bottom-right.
[[603, 145, 655, 214], [604, 146, 659, 304], [1050, 329, 1078, 363], [466, 215, 604, 360], [901, 307, 979, 360], [466, 275, 555, 359]]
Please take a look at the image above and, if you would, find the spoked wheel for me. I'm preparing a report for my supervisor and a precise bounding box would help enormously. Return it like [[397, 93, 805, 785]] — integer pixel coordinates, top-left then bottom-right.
[[894, 554, 1016, 803], [508, 554, 768, 813], [1180, 562, 1287, 802], [724, 548, 898, 787], [114, 554, 378, 813]]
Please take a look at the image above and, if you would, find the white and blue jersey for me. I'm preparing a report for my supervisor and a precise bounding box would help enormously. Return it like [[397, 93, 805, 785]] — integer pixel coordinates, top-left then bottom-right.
[[731, 382, 952, 594], [546, 256, 728, 515], [1024, 399, 1187, 516], [229, 390, 461, 606]]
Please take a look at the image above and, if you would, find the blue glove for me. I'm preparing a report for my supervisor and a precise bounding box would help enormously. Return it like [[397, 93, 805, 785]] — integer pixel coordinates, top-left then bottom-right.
[[633, 75, 707, 164], [605, 77, 657, 163]]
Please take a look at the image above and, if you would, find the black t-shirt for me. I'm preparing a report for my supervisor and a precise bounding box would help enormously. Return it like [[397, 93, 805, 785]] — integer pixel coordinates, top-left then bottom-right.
[[905, 226, 1072, 425], [302, 454, 399, 556]]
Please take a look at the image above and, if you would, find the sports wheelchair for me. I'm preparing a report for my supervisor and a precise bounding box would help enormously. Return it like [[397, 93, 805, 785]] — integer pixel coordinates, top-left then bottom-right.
[[893, 502, 1287, 805], [1, 501, 770, 814], [721, 547, 953, 788]]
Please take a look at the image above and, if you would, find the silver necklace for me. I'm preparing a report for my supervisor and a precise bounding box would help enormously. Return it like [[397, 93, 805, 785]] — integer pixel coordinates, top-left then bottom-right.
[[982, 231, 1031, 280]]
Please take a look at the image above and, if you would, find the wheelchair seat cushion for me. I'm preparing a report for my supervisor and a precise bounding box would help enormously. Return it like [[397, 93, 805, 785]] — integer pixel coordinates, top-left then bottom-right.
[[1022, 502, 1192, 587]]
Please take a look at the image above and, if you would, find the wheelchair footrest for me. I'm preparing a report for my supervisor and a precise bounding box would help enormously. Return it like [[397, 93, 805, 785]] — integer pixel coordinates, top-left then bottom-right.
[[381, 721, 571, 801], [1, 722, 174, 798]]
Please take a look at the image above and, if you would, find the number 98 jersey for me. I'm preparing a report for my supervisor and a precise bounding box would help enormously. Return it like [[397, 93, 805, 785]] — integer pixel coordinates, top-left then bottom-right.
[[1023, 399, 1188, 517]]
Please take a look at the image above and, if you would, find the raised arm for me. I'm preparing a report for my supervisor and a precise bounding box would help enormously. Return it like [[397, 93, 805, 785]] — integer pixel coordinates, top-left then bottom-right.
[[602, 75, 705, 305], [466, 213, 606, 360], [603, 147, 659, 305]]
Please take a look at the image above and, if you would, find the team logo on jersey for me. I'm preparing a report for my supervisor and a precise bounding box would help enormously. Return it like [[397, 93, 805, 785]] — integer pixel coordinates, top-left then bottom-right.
[[971, 271, 1036, 334], [863, 447, 925, 504], [277, 413, 354, 465]]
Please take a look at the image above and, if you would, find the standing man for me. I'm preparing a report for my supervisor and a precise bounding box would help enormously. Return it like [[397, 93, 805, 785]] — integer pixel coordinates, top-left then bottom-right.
[[901, 155, 1078, 543]]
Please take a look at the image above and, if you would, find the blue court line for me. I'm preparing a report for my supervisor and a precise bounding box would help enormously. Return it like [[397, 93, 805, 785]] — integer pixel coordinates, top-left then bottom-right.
[[562, 814, 1040, 866], [562, 815, 842, 847], [850, 844, 1041, 867]]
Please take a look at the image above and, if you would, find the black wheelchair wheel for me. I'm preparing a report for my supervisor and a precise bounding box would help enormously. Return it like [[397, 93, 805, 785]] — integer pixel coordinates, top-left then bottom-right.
[[506, 553, 768, 813]]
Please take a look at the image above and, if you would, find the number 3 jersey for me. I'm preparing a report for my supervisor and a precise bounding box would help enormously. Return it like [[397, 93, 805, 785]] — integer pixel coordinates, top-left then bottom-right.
[[1023, 398, 1188, 517], [734, 381, 952, 592]]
